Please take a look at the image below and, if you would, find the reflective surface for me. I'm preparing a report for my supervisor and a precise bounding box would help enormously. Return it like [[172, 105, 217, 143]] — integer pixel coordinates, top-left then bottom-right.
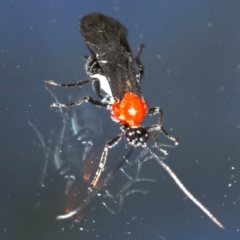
[[1, 1, 240, 239]]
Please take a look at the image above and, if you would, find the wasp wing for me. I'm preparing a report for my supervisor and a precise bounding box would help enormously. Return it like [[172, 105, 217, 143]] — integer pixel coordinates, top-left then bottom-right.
[[80, 13, 142, 101]]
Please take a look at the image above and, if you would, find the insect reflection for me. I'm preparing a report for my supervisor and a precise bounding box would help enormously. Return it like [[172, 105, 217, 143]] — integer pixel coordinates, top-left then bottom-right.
[[45, 13, 223, 229], [29, 88, 155, 223], [30, 86, 224, 233]]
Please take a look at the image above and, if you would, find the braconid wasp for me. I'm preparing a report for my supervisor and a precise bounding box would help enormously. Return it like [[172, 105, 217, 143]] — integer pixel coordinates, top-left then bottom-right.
[[46, 13, 224, 228]]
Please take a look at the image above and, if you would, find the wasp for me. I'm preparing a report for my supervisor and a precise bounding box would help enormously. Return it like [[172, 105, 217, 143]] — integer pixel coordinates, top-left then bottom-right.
[[46, 13, 224, 229], [46, 13, 178, 190]]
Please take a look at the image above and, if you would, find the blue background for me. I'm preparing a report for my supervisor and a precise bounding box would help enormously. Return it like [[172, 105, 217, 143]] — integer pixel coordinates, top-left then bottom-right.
[[0, 1, 240, 239]]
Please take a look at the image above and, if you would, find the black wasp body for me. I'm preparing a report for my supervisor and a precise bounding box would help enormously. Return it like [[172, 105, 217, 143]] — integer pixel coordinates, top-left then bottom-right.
[[46, 13, 178, 190], [80, 13, 142, 102], [45, 13, 225, 229]]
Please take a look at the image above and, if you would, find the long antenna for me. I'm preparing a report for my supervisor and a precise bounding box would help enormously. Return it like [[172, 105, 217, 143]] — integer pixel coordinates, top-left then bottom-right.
[[147, 147, 224, 229]]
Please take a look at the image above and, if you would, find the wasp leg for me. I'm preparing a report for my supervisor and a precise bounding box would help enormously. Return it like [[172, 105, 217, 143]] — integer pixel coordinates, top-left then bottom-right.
[[28, 121, 50, 187], [50, 96, 109, 109], [89, 133, 123, 191], [134, 44, 145, 83], [85, 56, 104, 75], [92, 79, 105, 101], [83, 56, 106, 100], [45, 78, 96, 88], [148, 107, 179, 144], [146, 107, 179, 156], [57, 147, 134, 220]]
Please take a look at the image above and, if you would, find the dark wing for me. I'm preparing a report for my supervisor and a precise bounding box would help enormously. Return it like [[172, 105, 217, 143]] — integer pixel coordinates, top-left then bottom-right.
[[80, 13, 142, 101], [80, 13, 129, 56]]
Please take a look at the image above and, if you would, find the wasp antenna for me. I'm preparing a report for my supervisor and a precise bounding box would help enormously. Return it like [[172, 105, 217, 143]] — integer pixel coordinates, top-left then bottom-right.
[[146, 146, 224, 229]]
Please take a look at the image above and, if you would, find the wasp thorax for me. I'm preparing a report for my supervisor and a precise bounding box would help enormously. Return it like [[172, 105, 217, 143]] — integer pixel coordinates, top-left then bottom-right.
[[111, 92, 148, 128]]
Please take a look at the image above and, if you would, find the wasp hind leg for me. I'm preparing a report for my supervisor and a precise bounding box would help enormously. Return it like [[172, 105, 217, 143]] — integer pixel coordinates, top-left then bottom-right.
[[147, 107, 179, 156], [46, 55, 103, 89]]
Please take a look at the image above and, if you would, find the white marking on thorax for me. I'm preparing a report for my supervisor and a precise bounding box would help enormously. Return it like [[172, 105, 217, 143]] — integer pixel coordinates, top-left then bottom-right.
[[92, 73, 114, 104]]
